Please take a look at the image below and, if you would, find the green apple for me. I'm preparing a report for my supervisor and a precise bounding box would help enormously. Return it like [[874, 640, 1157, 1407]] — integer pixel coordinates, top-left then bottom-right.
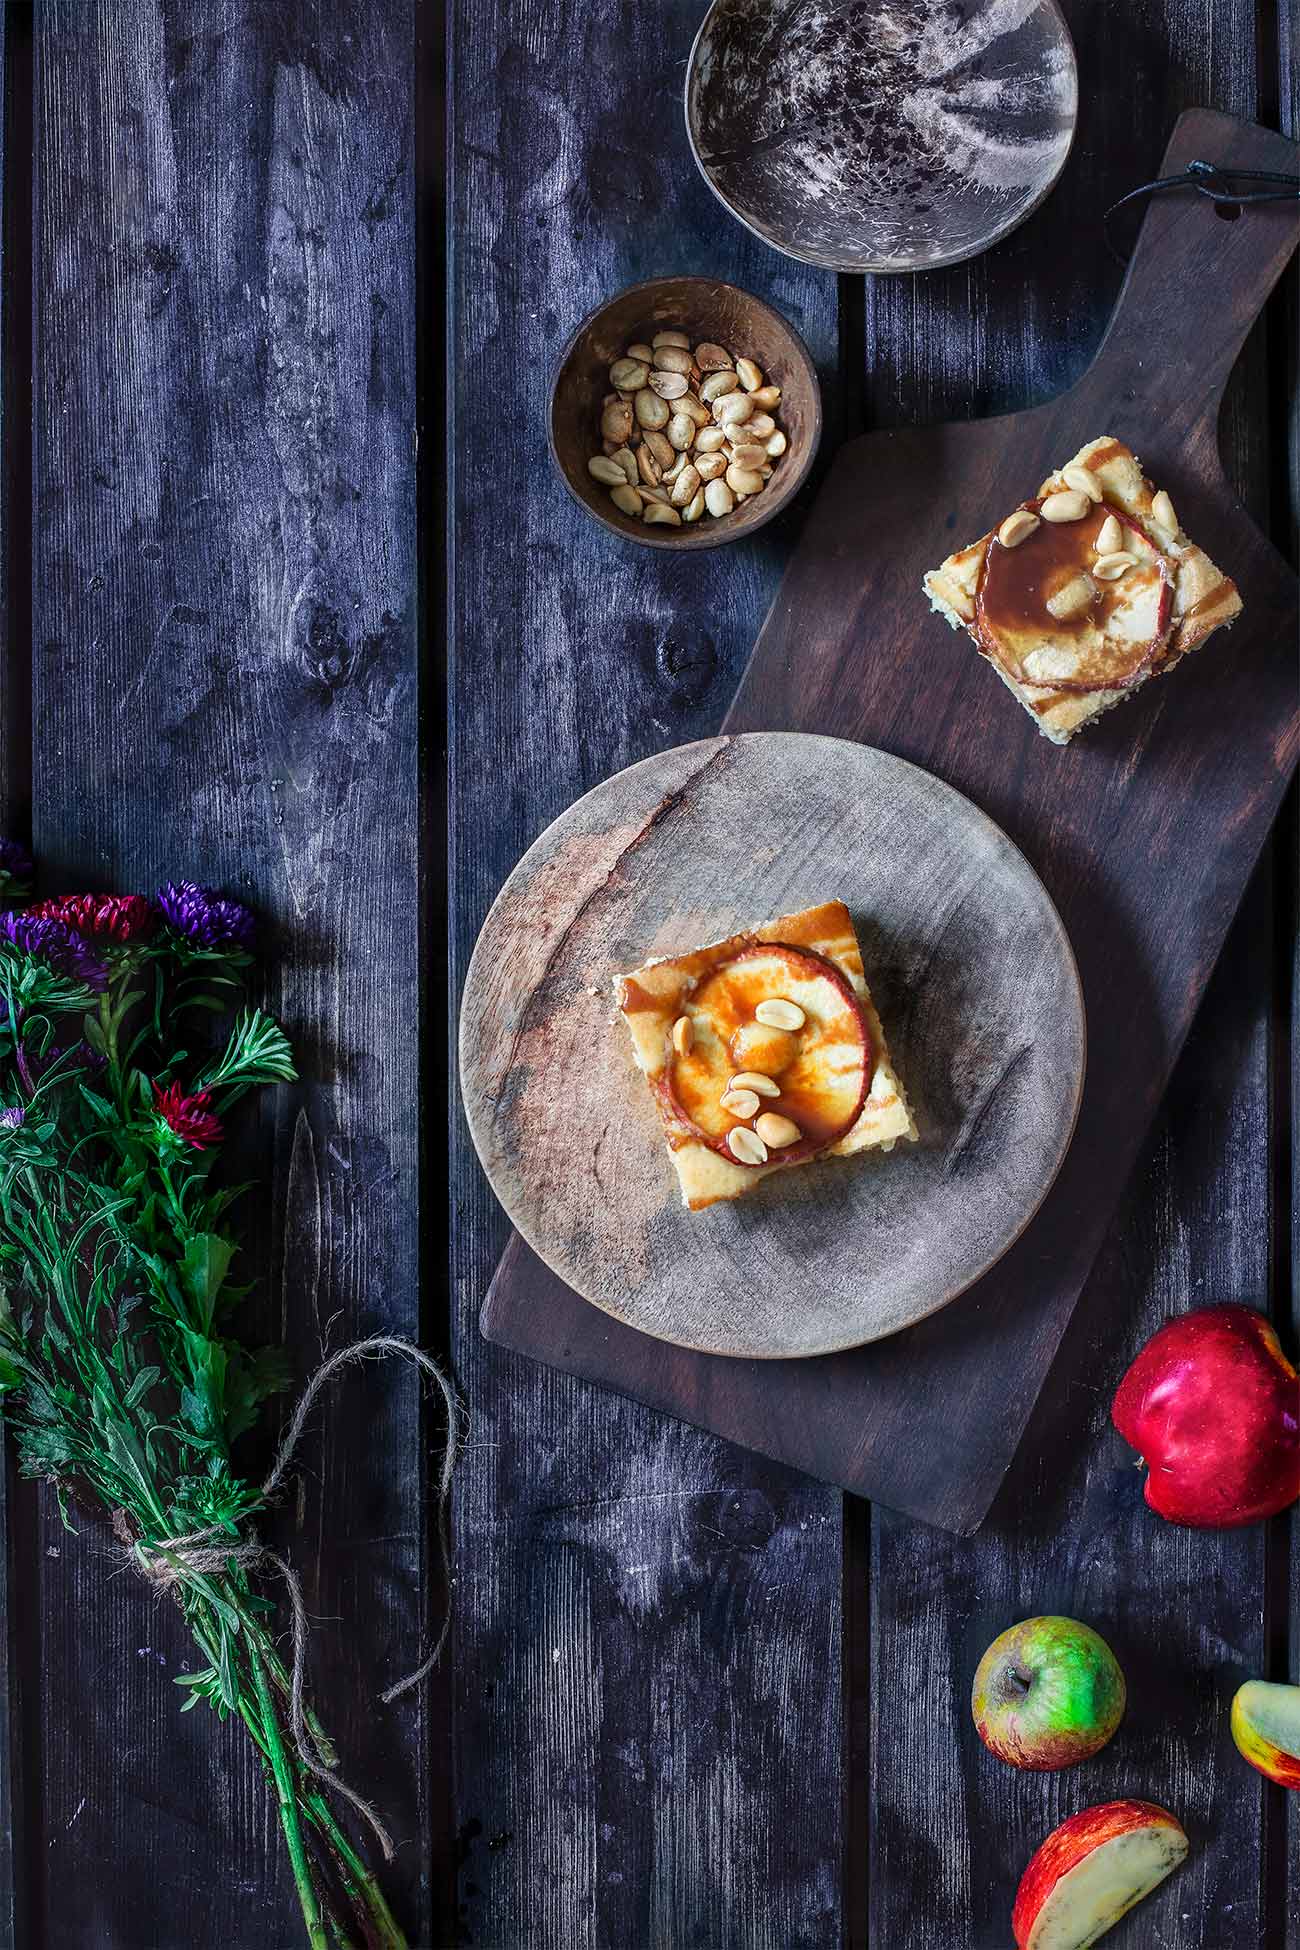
[[972, 1616, 1125, 1770]]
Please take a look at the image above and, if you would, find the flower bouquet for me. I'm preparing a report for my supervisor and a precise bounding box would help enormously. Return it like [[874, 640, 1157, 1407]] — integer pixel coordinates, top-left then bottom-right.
[[0, 842, 427, 1948]]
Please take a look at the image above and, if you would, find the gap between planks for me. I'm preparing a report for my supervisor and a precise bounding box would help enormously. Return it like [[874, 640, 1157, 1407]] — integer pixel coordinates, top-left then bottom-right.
[[0, 8, 35, 1947]]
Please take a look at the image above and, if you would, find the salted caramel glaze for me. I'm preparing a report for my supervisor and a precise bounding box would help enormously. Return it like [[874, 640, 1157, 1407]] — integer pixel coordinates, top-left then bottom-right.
[[978, 497, 1173, 692]]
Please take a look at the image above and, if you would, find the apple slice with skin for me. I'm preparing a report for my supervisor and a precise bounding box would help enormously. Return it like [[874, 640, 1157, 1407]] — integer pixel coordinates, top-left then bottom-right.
[[1231, 1679, 1300, 1788], [658, 942, 871, 1168], [1012, 1801, 1188, 1950]]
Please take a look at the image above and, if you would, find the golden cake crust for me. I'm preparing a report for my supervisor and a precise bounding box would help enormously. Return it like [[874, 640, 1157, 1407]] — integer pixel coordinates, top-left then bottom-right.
[[922, 436, 1242, 744], [616, 898, 916, 1211]]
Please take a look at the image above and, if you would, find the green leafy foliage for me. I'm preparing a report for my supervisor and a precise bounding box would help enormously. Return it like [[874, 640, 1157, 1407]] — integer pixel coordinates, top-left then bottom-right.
[[0, 882, 408, 1948]]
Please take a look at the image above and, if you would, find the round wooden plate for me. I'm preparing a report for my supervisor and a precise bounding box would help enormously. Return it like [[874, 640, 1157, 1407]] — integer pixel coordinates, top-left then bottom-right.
[[459, 733, 1085, 1359]]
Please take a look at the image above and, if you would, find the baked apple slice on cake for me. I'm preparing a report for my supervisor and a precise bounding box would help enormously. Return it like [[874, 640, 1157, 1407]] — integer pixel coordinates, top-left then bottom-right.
[[923, 436, 1241, 744], [616, 898, 915, 1211]]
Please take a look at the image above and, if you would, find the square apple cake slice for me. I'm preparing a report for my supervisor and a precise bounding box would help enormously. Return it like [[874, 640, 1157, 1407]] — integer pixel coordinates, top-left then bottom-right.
[[922, 436, 1242, 745], [615, 898, 916, 1212]]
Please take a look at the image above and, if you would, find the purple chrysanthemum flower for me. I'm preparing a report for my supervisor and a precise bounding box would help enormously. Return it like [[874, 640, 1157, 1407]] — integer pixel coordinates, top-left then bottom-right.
[[28, 1037, 105, 1081], [155, 881, 256, 951], [0, 840, 32, 886], [0, 911, 109, 990], [0, 1107, 24, 1128]]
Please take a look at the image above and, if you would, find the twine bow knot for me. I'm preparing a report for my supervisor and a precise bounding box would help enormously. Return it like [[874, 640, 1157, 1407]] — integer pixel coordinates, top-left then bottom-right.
[[122, 1520, 263, 1583], [114, 1334, 462, 1862]]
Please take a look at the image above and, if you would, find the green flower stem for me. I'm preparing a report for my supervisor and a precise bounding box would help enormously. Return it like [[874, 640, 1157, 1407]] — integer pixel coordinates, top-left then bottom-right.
[[235, 1689, 403, 1950], [98, 987, 128, 1116], [246, 1618, 407, 1950], [300, 1790, 408, 1950], [247, 1614, 339, 1766], [250, 1637, 329, 1950], [227, 1689, 347, 1929], [200, 1589, 406, 1950], [12, 1030, 34, 1097]]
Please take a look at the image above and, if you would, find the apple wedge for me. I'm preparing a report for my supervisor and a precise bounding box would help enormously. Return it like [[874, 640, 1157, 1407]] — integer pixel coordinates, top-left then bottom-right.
[[1012, 1801, 1188, 1949], [1231, 1679, 1300, 1788]]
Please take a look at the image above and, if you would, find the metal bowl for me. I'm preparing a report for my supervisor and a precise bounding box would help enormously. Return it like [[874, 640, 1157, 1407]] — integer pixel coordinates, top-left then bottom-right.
[[685, 0, 1078, 275]]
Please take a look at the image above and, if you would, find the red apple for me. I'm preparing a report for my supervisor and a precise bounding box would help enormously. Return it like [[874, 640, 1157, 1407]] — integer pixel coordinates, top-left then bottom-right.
[[1112, 1304, 1300, 1526], [1012, 1801, 1188, 1949], [971, 1616, 1125, 1771], [1231, 1679, 1300, 1789]]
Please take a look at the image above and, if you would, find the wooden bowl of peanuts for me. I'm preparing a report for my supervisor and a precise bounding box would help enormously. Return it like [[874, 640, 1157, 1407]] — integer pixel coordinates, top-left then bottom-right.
[[548, 276, 821, 549]]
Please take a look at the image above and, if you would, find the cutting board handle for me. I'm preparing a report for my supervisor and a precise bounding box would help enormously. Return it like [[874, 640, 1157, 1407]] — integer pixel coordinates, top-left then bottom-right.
[[1074, 108, 1299, 453]]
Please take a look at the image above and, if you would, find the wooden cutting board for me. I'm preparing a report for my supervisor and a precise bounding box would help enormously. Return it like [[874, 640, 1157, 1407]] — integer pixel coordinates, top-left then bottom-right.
[[478, 108, 1300, 1534]]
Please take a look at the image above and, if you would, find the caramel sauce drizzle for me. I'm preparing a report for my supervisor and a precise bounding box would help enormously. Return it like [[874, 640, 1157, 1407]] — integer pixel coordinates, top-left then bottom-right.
[[977, 497, 1171, 690], [627, 924, 872, 1165]]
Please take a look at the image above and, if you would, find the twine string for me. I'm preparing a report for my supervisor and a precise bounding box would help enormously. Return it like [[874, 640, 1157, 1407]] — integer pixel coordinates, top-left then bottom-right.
[[118, 1335, 464, 1862]]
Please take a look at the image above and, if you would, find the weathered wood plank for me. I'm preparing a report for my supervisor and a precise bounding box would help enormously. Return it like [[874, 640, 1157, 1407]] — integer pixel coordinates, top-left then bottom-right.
[[1281, 786, 1298, 1950], [864, 4, 1289, 1939], [869, 875, 1277, 1945], [1279, 0, 1299, 1916], [0, 14, 15, 1945], [447, 0, 844, 1940], [32, 2, 424, 1941], [0, 7, 32, 1945], [1284, 587, 1300, 1921]]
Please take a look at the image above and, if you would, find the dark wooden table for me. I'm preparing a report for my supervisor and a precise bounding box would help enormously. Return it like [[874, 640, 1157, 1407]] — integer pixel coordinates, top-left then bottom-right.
[[0, 1, 1294, 1945]]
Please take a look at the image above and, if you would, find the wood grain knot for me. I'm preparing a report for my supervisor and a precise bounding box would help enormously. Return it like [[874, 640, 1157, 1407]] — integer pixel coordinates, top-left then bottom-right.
[[712, 1488, 778, 1551], [653, 627, 717, 706]]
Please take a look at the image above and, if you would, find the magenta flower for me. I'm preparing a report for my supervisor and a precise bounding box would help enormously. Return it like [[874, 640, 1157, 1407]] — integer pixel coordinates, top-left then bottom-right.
[[155, 881, 255, 952], [152, 1081, 224, 1150], [29, 893, 155, 943], [1, 912, 108, 990]]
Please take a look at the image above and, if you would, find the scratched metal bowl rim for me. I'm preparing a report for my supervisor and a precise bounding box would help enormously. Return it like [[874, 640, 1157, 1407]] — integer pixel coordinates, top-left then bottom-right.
[[683, 0, 1079, 275], [548, 275, 822, 551]]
